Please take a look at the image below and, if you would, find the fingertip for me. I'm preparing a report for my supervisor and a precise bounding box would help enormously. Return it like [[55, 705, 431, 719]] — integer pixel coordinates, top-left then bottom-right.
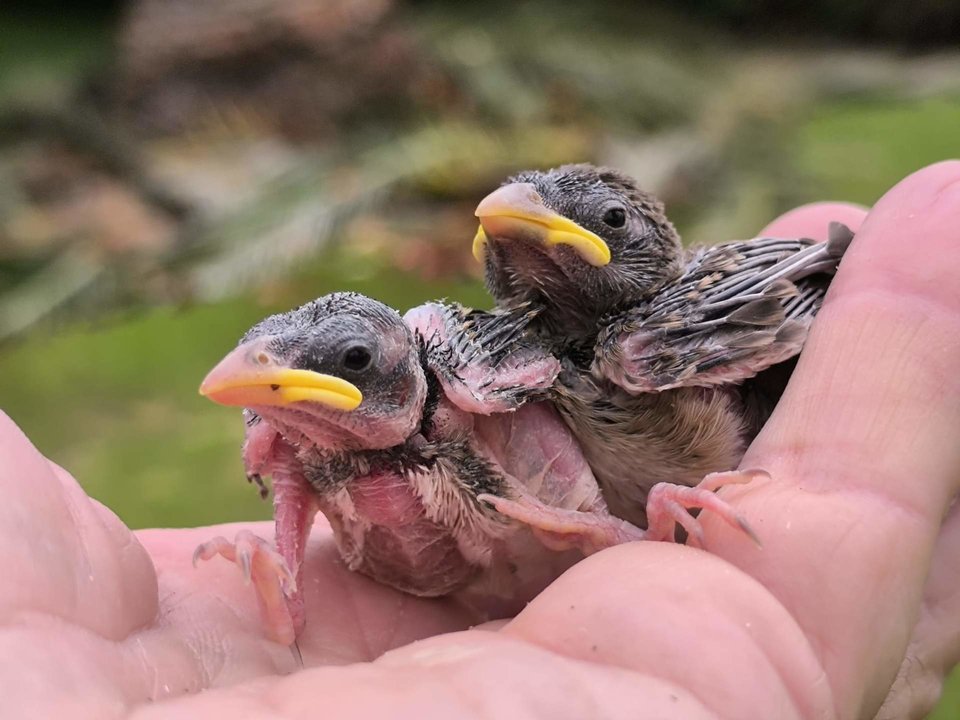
[[506, 543, 831, 719], [760, 202, 868, 240], [864, 159, 960, 228], [754, 159, 960, 502], [833, 159, 960, 311], [0, 409, 39, 454], [869, 159, 960, 215], [0, 410, 63, 501]]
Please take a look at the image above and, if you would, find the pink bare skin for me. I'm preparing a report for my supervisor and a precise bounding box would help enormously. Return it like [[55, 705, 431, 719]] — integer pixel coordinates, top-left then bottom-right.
[[3, 162, 960, 719]]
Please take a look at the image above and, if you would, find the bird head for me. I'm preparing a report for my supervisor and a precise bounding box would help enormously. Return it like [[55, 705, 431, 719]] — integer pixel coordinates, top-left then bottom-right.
[[200, 293, 427, 451], [473, 163, 683, 339]]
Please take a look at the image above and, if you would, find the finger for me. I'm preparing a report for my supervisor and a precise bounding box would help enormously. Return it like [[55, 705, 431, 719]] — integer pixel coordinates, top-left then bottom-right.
[[141, 521, 480, 671], [506, 542, 833, 719], [1, 419, 289, 715], [759, 201, 868, 239], [762, 199, 960, 719], [754, 161, 960, 510], [125, 631, 719, 720], [875, 502, 960, 720], [499, 164, 960, 720], [0, 412, 162, 714], [0, 412, 157, 636], [726, 161, 960, 717]]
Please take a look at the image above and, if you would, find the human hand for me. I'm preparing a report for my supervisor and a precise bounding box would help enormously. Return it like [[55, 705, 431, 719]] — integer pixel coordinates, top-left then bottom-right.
[[2, 161, 959, 719], [760, 186, 960, 720]]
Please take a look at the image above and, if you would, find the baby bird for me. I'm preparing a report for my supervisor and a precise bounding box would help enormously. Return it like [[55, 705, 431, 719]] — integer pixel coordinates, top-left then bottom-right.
[[195, 292, 751, 644], [473, 163, 852, 526]]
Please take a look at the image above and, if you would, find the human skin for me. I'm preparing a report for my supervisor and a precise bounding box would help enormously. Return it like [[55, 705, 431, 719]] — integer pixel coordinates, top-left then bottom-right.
[[1, 162, 959, 719]]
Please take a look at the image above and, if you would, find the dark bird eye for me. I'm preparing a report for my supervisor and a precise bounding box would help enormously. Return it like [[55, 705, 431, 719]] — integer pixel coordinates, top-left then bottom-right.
[[342, 346, 372, 372], [602, 207, 627, 228]]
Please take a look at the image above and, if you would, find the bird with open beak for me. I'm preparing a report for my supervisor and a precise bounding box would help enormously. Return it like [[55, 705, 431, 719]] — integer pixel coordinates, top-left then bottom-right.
[[195, 292, 753, 645], [473, 163, 853, 528]]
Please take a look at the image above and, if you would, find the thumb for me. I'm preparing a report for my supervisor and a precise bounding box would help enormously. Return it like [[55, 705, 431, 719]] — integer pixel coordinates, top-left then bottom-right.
[[725, 161, 960, 719]]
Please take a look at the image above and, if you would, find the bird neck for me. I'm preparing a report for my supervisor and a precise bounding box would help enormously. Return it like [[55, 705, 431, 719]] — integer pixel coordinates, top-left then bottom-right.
[[521, 290, 637, 351], [416, 348, 443, 436]]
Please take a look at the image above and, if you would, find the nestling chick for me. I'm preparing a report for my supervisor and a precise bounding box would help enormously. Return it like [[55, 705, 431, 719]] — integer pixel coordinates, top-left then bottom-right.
[[474, 163, 852, 525], [195, 292, 753, 644]]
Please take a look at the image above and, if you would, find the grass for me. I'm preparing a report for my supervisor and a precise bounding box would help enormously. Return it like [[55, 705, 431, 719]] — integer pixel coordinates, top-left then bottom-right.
[[1, 297, 274, 528], [796, 94, 960, 205], [932, 674, 960, 720]]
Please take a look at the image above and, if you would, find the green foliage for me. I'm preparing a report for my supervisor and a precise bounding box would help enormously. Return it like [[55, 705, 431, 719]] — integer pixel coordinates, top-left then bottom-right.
[[0, 14, 114, 104], [413, 1, 718, 132], [932, 669, 960, 719], [797, 96, 960, 205]]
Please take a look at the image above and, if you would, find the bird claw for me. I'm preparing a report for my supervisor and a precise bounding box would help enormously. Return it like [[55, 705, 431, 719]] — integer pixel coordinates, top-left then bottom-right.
[[239, 549, 253, 585], [246, 471, 270, 500], [194, 530, 296, 594], [645, 469, 764, 549], [698, 468, 769, 493], [193, 530, 299, 645]]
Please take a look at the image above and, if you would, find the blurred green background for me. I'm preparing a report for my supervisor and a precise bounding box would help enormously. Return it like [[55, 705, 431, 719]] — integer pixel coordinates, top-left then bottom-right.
[[0, 1, 958, 713]]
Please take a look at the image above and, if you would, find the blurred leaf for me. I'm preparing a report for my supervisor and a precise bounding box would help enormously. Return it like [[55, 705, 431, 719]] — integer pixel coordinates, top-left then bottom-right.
[[0, 247, 106, 342], [0, 14, 115, 105]]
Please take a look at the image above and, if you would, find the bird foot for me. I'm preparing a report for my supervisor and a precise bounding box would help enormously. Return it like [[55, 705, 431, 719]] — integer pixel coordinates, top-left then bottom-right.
[[193, 529, 298, 645], [480, 468, 763, 555], [478, 490, 649, 556], [645, 469, 765, 549]]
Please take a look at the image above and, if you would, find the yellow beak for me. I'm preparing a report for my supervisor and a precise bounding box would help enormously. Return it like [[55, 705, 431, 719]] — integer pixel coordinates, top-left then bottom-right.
[[473, 183, 611, 267], [199, 339, 362, 411]]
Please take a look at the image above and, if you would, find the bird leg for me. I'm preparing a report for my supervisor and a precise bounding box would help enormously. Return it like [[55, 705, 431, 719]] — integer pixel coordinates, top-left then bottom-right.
[[480, 489, 648, 555], [194, 438, 318, 646], [479, 468, 763, 555], [644, 469, 766, 548], [193, 529, 298, 644], [269, 445, 318, 642]]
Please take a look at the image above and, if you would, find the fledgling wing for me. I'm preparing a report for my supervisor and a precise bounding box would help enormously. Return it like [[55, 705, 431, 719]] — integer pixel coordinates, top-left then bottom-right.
[[594, 222, 854, 393], [403, 301, 560, 415]]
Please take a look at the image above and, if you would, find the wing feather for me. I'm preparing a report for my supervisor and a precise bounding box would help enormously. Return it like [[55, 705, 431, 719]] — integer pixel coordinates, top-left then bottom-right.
[[595, 224, 853, 393]]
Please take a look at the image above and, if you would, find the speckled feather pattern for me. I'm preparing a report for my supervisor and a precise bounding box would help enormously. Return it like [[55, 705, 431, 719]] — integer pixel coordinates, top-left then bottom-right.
[[595, 225, 853, 392], [477, 164, 854, 526]]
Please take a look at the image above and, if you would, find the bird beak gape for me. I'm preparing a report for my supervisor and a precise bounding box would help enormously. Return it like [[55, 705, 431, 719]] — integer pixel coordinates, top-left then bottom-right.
[[199, 339, 363, 411], [473, 183, 611, 267]]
